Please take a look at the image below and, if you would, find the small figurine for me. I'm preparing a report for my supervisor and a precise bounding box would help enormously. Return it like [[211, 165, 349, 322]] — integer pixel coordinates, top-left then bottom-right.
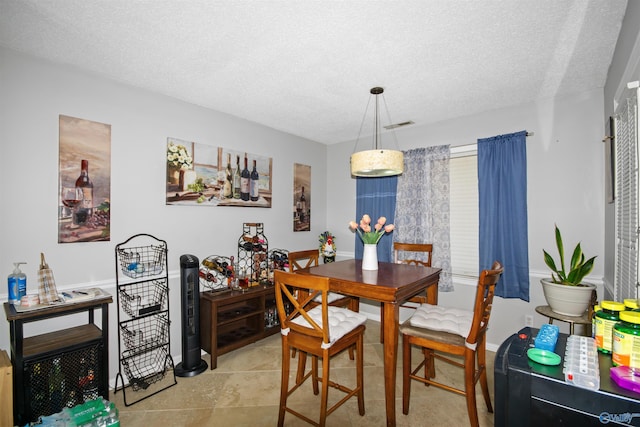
[[318, 231, 336, 263]]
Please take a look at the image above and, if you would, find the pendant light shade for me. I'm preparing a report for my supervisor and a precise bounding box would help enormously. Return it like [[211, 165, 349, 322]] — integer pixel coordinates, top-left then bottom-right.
[[350, 87, 404, 177]]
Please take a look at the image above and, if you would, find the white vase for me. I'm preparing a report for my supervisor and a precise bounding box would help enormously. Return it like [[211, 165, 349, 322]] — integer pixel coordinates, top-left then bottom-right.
[[362, 244, 378, 270]]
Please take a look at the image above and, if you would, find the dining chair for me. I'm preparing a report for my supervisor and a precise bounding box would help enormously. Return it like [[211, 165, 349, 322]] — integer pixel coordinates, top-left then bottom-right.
[[379, 242, 434, 340], [400, 261, 503, 427], [288, 249, 358, 361], [288, 249, 359, 319], [274, 270, 366, 427]]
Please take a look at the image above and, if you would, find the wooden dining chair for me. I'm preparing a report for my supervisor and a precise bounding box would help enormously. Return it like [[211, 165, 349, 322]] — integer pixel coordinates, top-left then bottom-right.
[[274, 270, 366, 427], [288, 249, 358, 360], [288, 249, 359, 312], [379, 242, 434, 340], [400, 261, 503, 427]]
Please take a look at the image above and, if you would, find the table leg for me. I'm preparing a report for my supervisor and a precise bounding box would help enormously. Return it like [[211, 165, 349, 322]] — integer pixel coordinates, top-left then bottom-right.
[[382, 301, 400, 427]]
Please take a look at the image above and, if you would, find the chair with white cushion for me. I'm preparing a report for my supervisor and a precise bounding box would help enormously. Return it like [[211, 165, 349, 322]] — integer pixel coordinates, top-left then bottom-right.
[[288, 249, 358, 310], [380, 242, 434, 341], [289, 249, 359, 362], [274, 270, 366, 427], [401, 261, 503, 427]]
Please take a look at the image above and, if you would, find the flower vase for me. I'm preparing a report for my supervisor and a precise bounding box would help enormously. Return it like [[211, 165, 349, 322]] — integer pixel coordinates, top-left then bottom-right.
[[362, 244, 378, 270], [167, 165, 181, 185]]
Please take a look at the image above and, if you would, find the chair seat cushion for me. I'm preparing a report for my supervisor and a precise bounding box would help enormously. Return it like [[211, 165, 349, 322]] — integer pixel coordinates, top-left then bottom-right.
[[313, 292, 348, 304], [407, 304, 473, 337], [289, 306, 367, 348]]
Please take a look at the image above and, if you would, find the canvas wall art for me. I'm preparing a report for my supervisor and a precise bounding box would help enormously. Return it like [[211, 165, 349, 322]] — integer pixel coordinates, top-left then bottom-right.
[[58, 115, 111, 243], [293, 163, 310, 232], [165, 137, 272, 208]]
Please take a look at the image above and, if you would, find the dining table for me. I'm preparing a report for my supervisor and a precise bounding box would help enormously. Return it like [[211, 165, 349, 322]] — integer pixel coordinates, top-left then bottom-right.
[[307, 259, 441, 427]]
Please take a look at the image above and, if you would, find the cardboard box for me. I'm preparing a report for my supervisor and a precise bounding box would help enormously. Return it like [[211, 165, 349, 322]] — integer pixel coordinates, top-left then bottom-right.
[[0, 349, 13, 427]]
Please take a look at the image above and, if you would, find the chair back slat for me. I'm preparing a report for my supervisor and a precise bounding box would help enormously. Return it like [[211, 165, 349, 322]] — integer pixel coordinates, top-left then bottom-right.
[[466, 261, 503, 345], [393, 242, 433, 267], [288, 249, 320, 272], [275, 270, 330, 343]]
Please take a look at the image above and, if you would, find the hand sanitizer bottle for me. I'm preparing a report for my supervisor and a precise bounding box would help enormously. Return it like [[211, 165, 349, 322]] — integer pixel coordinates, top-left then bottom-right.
[[8, 262, 26, 304]]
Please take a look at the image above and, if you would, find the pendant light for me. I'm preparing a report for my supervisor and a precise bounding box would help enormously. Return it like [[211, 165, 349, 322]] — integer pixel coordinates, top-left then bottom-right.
[[350, 87, 404, 177]]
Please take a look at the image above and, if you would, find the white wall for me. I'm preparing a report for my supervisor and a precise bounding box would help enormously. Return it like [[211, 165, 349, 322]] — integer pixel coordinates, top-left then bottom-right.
[[0, 47, 329, 382], [329, 89, 606, 350]]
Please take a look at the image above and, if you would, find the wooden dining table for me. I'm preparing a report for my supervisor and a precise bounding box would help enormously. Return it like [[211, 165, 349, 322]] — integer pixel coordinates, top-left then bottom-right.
[[307, 259, 441, 427]]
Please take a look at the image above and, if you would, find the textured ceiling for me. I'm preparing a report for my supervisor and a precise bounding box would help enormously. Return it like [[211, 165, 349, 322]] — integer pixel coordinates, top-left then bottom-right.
[[0, 0, 628, 144]]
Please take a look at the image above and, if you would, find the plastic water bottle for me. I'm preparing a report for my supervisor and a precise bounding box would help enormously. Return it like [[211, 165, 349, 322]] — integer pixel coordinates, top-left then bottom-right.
[[7, 261, 26, 304]]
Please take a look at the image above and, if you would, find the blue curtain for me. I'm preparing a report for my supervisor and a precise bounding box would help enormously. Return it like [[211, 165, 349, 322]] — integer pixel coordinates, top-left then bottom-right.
[[355, 176, 397, 262], [478, 130, 530, 301]]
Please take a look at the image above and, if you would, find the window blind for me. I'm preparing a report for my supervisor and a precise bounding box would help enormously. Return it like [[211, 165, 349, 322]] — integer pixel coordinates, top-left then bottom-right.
[[614, 82, 639, 301], [450, 149, 479, 277]]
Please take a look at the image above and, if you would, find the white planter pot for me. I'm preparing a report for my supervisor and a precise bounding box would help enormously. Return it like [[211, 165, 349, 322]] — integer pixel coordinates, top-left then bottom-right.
[[540, 278, 596, 317]]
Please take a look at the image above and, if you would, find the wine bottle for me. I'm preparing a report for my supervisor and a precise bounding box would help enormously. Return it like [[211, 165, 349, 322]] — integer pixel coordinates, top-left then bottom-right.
[[250, 159, 259, 201], [299, 186, 307, 223], [240, 153, 250, 201], [75, 159, 93, 224], [223, 153, 233, 198], [233, 155, 241, 199]]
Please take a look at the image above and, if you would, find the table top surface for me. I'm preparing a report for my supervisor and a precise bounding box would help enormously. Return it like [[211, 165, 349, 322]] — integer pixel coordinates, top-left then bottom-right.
[[308, 259, 441, 303], [4, 293, 112, 321], [535, 305, 591, 324]]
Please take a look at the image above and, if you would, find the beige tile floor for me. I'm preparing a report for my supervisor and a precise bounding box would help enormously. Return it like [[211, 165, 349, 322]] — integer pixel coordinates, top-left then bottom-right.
[[110, 320, 495, 426]]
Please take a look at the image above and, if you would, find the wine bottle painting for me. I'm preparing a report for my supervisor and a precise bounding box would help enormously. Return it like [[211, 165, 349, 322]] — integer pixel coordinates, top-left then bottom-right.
[[165, 137, 273, 208], [293, 163, 311, 232], [58, 115, 111, 243]]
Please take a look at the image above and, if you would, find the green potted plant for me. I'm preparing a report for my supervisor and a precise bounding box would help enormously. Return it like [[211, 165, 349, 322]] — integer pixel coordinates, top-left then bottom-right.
[[541, 225, 597, 316]]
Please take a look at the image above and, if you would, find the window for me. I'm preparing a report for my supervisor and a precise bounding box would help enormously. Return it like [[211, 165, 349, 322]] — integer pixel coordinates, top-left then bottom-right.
[[449, 145, 479, 277], [614, 82, 639, 301]]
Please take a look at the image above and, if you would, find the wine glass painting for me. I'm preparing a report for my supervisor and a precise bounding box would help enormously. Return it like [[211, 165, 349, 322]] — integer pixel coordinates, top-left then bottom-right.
[[58, 115, 111, 243]]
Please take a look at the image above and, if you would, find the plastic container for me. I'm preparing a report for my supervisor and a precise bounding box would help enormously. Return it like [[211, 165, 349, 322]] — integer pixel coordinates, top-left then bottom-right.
[[624, 298, 640, 311], [591, 304, 601, 338], [595, 300, 625, 353], [7, 261, 26, 304], [563, 335, 600, 390], [612, 311, 640, 369], [535, 324, 559, 352]]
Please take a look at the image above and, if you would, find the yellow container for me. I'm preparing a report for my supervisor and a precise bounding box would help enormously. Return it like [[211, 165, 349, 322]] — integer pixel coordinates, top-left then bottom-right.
[[624, 298, 640, 311], [612, 311, 640, 369], [595, 300, 625, 353]]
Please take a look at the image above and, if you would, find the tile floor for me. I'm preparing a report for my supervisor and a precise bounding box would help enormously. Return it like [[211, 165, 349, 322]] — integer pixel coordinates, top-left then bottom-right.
[[110, 320, 495, 426]]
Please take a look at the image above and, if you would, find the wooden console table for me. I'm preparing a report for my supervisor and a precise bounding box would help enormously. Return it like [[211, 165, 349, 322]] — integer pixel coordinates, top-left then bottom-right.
[[199, 286, 279, 369]]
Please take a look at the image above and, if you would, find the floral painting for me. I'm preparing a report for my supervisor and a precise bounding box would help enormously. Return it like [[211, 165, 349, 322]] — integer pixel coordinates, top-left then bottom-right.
[[165, 137, 273, 207], [58, 115, 111, 243], [293, 163, 310, 231]]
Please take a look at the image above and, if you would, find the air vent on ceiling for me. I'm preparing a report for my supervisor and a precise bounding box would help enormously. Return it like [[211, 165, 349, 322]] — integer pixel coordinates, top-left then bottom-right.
[[384, 121, 414, 130]]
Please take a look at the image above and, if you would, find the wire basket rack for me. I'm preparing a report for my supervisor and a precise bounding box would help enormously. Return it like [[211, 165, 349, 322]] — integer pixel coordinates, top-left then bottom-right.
[[118, 279, 168, 317], [120, 346, 173, 392], [117, 244, 166, 279], [120, 313, 169, 352]]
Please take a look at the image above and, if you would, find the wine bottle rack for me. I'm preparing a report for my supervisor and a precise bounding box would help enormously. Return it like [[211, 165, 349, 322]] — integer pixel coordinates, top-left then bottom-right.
[[114, 234, 176, 406], [199, 255, 234, 292], [237, 223, 269, 286], [267, 248, 289, 285]]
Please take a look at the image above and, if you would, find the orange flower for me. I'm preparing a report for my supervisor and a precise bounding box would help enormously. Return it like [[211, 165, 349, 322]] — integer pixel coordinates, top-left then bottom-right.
[[349, 214, 394, 244]]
